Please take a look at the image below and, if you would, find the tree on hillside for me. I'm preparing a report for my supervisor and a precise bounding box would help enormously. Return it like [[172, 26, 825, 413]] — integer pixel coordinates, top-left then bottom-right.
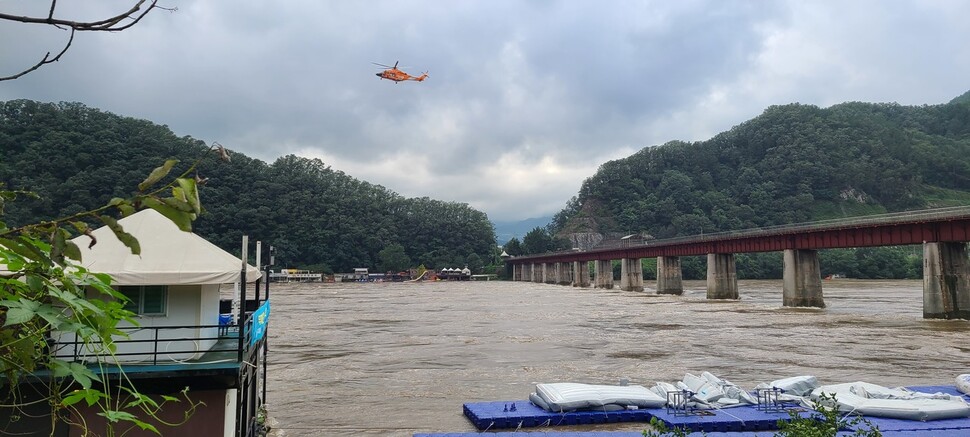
[[503, 237, 523, 256], [522, 227, 570, 255], [522, 227, 552, 255], [378, 243, 411, 272], [1, 1, 171, 81]]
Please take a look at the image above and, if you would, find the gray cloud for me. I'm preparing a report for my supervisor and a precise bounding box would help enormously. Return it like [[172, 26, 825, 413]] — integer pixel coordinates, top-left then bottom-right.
[[2, 0, 968, 221]]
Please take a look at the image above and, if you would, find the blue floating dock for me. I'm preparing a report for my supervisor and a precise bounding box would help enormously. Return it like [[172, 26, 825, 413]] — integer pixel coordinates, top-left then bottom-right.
[[907, 385, 970, 399], [462, 400, 653, 430], [460, 386, 970, 434], [418, 432, 970, 437], [649, 404, 813, 433], [416, 433, 646, 437], [417, 433, 781, 437], [462, 400, 813, 432]]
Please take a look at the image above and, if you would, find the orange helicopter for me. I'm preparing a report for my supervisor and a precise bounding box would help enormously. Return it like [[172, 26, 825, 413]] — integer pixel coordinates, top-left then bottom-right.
[[373, 61, 428, 83]]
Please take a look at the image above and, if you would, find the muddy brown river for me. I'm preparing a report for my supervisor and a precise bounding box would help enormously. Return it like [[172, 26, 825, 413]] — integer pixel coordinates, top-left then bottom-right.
[[263, 279, 970, 436]]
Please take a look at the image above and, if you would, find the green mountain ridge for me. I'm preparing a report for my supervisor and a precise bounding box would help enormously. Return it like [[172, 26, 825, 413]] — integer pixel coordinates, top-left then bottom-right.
[[0, 100, 497, 273], [551, 92, 970, 240]]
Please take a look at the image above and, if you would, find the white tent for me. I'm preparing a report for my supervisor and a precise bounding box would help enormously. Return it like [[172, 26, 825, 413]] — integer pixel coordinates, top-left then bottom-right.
[[71, 208, 261, 285]]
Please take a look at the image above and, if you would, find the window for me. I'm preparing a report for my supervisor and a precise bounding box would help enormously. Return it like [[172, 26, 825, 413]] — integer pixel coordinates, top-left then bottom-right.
[[119, 285, 167, 316]]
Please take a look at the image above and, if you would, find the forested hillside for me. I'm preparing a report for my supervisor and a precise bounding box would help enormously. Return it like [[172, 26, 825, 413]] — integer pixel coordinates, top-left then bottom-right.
[[552, 96, 970, 237], [545, 93, 970, 280], [0, 100, 496, 273]]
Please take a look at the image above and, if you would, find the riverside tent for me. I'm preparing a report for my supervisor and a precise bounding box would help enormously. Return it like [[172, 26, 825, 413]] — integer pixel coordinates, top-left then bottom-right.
[[70, 208, 261, 285]]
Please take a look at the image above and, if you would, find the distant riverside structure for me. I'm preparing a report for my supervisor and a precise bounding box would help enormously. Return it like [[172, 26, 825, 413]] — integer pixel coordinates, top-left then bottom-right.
[[437, 266, 472, 281], [269, 269, 323, 282]]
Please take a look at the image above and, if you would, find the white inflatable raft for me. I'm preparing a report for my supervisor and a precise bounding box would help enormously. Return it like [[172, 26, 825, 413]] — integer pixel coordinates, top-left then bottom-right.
[[529, 382, 667, 412], [650, 372, 757, 408], [812, 381, 970, 421], [957, 374, 970, 396]]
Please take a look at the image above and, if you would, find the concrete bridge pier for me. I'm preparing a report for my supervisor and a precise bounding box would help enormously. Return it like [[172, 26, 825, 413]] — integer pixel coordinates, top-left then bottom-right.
[[619, 258, 644, 291], [782, 249, 825, 308], [573, 261, 591, 287], [656, 256, 684, 295], [706, 253, 738, 299], [923, 242, 970, 319], [594, 259, 614, 289], [559, 262, 573, 285], [544, 263, 556, 284]]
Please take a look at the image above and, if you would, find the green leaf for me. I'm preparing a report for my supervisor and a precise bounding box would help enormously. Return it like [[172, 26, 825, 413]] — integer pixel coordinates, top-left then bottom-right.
[[141, 197, 193, 231], [98, 215, 141, 255], [138, 159, 179, 192], [62, 389, 106, 407], [160, 196, 195, 213], [176, 177, 202, 214], [26, 274, 44, 293], [3, 306, 36, 326], [0, 237, 41, 263], [108, 197, 137, 217], [51, 360, 99, 389], [99, 410, 137, 423], [128, 418, 160, 434], [51, 228, 66, 265], [34, 304, 67, 330], [125, 392, 160, 409], [63, 240, 82, 262]]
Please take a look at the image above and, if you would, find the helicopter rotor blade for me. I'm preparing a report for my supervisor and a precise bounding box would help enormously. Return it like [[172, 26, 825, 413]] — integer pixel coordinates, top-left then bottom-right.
[[372, 62, 393, 69]]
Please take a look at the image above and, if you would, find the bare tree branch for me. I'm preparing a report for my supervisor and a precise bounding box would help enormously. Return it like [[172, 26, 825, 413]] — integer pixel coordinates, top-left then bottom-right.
[[0, 28, 74, 81], [0, 0, 174, 81]]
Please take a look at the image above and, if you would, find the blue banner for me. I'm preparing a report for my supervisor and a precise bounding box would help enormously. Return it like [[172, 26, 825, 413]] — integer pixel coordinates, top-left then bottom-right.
[[250, 300, 270, 346]]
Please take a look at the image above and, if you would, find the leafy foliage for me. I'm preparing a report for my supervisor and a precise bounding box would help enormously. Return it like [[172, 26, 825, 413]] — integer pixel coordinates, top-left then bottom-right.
[[521, 226, 572, 255], [0, 100, 496, 272], [775, 393, 881, 437], [643, 417, 696, 437], [1, 152, 216, 434], [377, 243, 411, 272]]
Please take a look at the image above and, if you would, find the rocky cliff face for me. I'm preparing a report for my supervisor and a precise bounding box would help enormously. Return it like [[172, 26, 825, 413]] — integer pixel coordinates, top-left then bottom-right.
[[567, 232, 603, 250]]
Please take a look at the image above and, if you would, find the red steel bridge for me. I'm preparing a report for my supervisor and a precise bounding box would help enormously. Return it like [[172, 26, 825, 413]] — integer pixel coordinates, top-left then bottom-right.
[[505, 207, 970, 319], [507, 206, 970, 263]]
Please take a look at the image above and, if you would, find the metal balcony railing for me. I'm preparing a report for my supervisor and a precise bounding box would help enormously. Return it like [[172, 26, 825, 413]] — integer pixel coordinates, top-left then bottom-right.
[[53, 323, 247, 367]]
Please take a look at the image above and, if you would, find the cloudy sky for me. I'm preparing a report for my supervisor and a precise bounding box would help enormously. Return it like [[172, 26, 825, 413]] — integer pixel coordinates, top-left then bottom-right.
[[2, 1, 968, 222]]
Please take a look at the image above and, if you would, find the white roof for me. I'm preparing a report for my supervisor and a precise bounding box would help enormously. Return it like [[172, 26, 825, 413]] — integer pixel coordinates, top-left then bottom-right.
[[71, 208, 261, 285]]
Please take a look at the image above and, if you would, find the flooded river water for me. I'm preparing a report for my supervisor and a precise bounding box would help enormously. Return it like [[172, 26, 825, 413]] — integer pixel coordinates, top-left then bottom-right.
[[264, 279, 970, 436]]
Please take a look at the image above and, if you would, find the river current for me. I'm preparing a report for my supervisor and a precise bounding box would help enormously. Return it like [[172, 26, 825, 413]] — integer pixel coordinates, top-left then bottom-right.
[[263, 279, 970, 436]]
